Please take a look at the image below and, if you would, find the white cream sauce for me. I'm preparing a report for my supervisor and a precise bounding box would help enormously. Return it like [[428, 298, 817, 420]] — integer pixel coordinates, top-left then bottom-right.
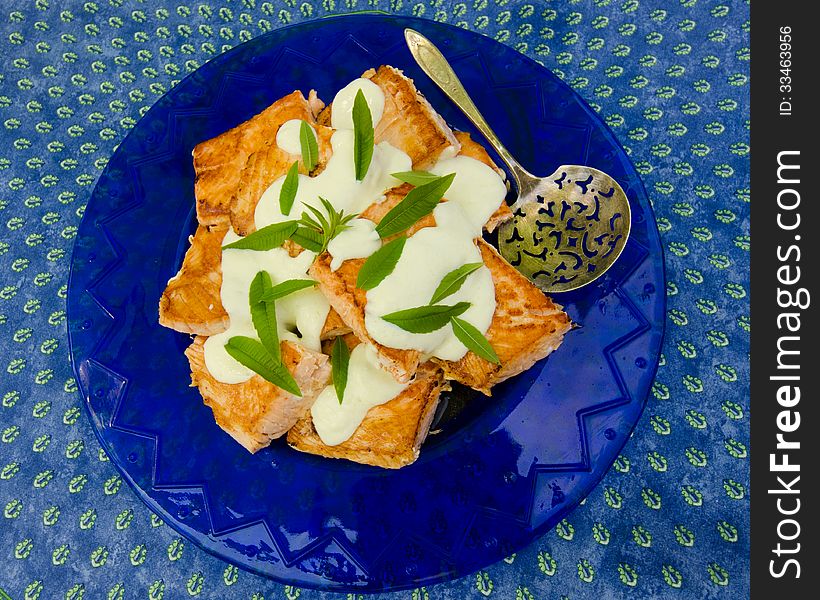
[[364, 201, 497, 362], [330, 78, 385, 131], [203, 230, 330, 384], [254, 132, 410, 226], [429, 155, 508, 235], [310, 343, 408, 446], [327, 218, 381, 271], [275, 118, 315, 156]]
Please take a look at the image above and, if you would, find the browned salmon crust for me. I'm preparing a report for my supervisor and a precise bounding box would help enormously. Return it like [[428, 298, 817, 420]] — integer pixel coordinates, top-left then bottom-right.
[[310, 179, 569, 393], [193, 90, 330, 228], [287, 362, 448, 469], [369, 66, 461, 168], [319, 309, 353, 340], [185, 336, 330, 453], [310, 236, 570, 394], [437, 240, 572, 394], [159, 224, 229, 336]]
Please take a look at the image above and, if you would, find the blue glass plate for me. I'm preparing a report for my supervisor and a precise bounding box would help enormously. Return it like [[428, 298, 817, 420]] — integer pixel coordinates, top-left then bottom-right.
[[67, 15, 665, 592]]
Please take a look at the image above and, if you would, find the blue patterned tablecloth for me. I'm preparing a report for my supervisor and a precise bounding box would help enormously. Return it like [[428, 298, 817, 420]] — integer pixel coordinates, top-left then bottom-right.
[[0, 1, 749, 598]]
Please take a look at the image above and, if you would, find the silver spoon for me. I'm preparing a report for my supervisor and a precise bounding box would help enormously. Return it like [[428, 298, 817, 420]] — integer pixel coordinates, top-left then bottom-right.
[[405, 29, 630, 293]]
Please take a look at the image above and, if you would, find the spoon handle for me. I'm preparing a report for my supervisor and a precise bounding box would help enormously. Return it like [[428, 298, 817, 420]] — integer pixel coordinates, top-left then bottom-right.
[[404, 29, 533, 193]]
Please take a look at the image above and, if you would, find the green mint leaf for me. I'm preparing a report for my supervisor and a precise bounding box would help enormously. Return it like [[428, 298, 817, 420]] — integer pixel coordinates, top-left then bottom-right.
[[299, 120, 318, 171], [450, 316, 500, 364], [352, 89, 374, 181], [331, 337, 350, 404], [249, 272, 280, 358], [375, 173, 456, 239], [259, 279, 317, 302], [297, 211, 322, 233], [356, 237, 406, 290], [381, 302, 470, 333], [429, 262, 484, 304], [338, 211, 358, 230], [224, 336, 301, 396], [279, 161, 299, 216], [390, 171, 440, 186], [289, 226, 323, 252], [248, 270, 269, 305], [222, 221, 297, 251]]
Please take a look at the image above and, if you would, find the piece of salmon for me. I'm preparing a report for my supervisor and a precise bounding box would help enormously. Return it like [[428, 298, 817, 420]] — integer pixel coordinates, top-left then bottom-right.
[[309, 253, 422, 383], [159, 224, 230, 336], [229, 123, 334, 236], [287, 359, 447, 469], [318, 66, 461, 169], [370, 66, 462, 169], [193, 90, 330, 229], [185, 336, 330, 453]]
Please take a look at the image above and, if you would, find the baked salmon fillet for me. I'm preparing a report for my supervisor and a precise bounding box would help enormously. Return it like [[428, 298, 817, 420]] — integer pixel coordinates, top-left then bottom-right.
[[185, 336, 330, 453], [193, 89, 332, 229], [287, 358, 448, 469], [309, 252, 422, 383]]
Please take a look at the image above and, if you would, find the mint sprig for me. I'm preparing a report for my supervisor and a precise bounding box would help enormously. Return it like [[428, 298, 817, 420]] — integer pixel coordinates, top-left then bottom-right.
[[297, 197, 358, 254], [356, 237, 406, 290], [299, 120, 318, 172], [352, 89, 374, 181], [330, 337, 351, 404], [375, 173, 455, 239]]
